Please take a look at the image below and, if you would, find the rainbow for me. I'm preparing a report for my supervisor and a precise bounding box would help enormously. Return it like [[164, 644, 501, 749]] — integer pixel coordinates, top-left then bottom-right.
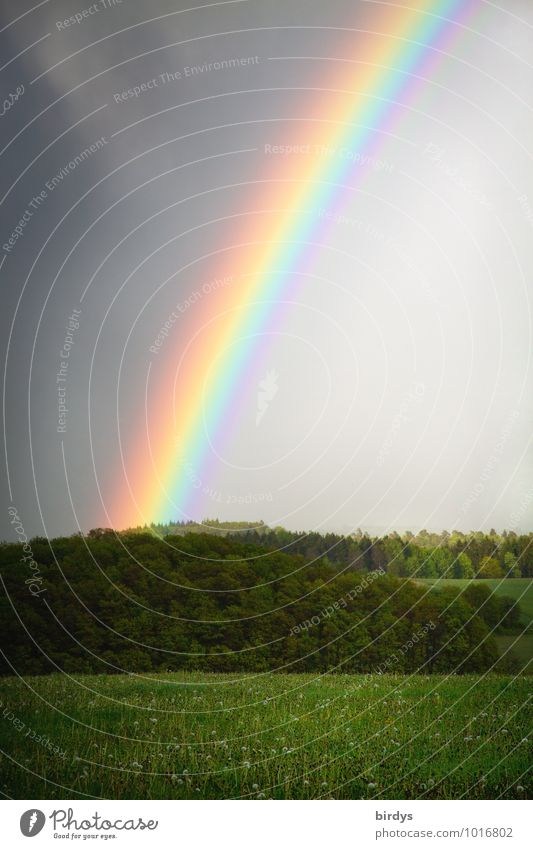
[[112, 0, 478, 530]]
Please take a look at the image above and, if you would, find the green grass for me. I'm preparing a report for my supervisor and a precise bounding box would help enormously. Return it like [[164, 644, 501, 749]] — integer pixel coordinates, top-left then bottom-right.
[[415, 578, 533, 627], [0, 672, 530, 800]]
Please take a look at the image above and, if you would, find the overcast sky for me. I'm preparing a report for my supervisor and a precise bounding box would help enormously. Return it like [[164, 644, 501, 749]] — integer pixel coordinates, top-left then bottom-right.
[[1, 0, 532, 539]]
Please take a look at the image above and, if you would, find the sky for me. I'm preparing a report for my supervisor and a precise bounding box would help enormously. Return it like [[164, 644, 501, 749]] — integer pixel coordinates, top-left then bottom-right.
[[1, 0, 533, 540]]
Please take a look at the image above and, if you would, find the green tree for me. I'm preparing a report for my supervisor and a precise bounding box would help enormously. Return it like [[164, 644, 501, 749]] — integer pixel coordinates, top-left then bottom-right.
[[478, 556, 504, 578], [503, 552, 520, 577], [452, 552, 474, 578]]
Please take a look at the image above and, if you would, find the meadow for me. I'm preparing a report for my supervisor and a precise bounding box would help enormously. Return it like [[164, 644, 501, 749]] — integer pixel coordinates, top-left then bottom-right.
[[0, 671, 530, 800]]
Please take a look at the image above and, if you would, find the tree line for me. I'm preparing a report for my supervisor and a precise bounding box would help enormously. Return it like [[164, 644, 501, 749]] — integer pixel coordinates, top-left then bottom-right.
[[141, 522, 533, 579]]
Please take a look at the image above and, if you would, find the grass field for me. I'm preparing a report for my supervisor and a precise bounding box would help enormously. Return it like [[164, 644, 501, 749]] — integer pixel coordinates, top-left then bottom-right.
[[0, 672, 530, 800], [415, 578, 533, 627]]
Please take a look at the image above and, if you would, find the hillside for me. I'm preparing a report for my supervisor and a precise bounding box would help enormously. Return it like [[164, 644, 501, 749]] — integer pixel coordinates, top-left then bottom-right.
[[0, 530, 524, 676]]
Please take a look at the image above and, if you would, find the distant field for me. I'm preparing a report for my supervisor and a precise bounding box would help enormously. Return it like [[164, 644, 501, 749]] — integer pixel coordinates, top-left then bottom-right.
[[414, 578, 533, 627], [495, 635, 533, 670], [0, 672, 530, 800]]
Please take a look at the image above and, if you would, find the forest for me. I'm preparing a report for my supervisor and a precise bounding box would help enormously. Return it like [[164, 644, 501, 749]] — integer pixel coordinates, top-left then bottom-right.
[[0, 527, 524, 676]]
